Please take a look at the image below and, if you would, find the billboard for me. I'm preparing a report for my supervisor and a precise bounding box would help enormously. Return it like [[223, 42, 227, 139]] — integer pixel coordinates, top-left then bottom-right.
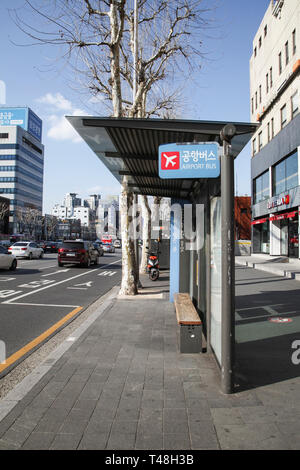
[[159, 142, 220, 179], [0, 107, 42, 142]]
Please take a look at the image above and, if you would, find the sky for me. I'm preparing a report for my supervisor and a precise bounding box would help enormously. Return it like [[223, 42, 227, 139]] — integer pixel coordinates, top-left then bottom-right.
[[1, 0, 270, 214]]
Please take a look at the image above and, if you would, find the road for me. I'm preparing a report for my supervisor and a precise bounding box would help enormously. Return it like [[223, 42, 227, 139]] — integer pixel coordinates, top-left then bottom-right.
[[0, 251, 122, 376]]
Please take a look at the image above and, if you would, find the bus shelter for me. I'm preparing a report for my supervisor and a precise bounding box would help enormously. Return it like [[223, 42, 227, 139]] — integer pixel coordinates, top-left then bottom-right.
[[67, 117, 257, 393]]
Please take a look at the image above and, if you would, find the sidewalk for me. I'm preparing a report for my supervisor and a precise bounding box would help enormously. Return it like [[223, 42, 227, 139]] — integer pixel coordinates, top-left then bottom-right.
[[0, 270, 300, 450], [236, 253, 300, 280]]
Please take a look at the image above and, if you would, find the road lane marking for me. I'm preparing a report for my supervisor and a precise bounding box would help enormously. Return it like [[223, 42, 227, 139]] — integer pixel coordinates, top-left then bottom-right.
[[0, 290, 22, 298], [98, 271, 116, 277], [4, 302, 80, 308], [18, 280, 56, 288], [2, 258, 121, 305], [42, 269, 70, 277], [0, 306, 83, 375], [0, 277, 16, 282]]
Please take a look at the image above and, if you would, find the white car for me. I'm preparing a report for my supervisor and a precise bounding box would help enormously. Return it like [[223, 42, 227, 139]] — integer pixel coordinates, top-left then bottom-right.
[[8, 241, 44, 259], [0, 245, 17, 270]]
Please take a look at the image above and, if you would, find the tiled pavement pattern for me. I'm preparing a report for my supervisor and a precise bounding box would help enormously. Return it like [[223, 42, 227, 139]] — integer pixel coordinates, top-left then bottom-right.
[[0, 273, 300, 449]]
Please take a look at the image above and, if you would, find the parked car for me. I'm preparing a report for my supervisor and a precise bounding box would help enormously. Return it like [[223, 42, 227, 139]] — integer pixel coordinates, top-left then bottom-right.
[[8, 241, 44, 259], [58, 240, 100, 267], [113, 239, 121, 248], [0, 240, 12, 248], [93, 242, 104, 257], [0, 245, 17, 270], [103, 242, 115, 253], [42, 241, 60, 253]]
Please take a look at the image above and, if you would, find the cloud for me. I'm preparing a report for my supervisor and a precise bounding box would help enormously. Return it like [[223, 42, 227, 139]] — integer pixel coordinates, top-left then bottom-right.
[[37, 92, 73, 112], [37, 93, 89, 143]]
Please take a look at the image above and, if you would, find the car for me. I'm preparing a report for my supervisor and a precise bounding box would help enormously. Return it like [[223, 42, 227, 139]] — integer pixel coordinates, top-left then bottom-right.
[[42, 241, 60, 253], [103, 243, 115, 253], [8, 241, 44, 259], [113, 239, 121, 248], [57, 240, 100, 267], [0, 245, 17, 270], [93, 242, 104, 257], [0, 240, 12, 249]]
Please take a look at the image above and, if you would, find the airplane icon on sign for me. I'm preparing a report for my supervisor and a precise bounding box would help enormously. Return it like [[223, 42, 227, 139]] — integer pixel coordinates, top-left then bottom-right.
[[163, 153, 179, 168]]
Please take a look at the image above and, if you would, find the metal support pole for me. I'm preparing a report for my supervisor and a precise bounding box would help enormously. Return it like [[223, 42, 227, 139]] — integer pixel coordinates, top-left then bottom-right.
[[220, 124, 236, 394], [134, 194, 142, 288]]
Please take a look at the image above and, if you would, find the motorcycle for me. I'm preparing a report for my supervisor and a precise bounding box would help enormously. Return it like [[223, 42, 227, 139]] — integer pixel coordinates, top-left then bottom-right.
[[146, 242, 160, 281]]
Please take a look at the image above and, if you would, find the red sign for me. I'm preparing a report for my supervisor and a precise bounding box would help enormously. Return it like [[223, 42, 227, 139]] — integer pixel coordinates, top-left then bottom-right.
[[268, 317, 293, 323], [160, 151, 180, 170], [267, 194, 289, 209], [269, 211, 297, 221], [251, 218, 268, 225]]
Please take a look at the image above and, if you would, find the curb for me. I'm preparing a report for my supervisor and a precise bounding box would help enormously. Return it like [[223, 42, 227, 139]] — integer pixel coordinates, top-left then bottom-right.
[[0, 285, 119, 423]]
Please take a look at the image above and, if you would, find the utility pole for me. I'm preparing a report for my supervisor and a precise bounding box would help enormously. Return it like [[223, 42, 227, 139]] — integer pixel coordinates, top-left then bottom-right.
[[220, 124, 236, 394]]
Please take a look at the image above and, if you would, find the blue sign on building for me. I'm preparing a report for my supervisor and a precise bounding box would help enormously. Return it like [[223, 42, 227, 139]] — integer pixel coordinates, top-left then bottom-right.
[[0, 107, 42, 142], [159, 142, 220, 179]]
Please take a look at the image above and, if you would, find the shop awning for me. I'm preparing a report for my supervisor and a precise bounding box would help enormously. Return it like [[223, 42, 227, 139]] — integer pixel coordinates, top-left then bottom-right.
[[251, 217, 268, 225], [269, 210, 298, 221], [67, 117, 258, 199]]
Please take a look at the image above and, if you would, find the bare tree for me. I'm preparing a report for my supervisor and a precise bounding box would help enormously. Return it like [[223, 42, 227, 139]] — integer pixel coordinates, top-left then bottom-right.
[[12, 0, 215, 292], [15, 207, 41, 238], [0, 201, 9, 234]]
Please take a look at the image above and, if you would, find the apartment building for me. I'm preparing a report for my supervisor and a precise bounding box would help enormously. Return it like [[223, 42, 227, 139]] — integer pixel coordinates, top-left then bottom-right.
[[250, 0, 300, 257], [0, 107, 44, 233]]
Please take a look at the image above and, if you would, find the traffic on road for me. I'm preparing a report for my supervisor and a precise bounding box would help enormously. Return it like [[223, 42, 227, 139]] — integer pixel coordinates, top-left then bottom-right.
[[0, 250, 122, 377]]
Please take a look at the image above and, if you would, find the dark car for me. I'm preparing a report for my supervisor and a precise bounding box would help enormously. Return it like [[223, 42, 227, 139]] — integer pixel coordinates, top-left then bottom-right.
[[58, 240, 99, 267], [43, 241, 59, 253]]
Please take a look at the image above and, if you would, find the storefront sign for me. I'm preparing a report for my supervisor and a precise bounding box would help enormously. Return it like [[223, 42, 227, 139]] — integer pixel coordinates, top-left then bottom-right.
[[269, 211, 297, 221], [268, 317, 293, 323], [251, 217, 268, 225], [158, 142, 220, 179], [267, 194, 289, 210]]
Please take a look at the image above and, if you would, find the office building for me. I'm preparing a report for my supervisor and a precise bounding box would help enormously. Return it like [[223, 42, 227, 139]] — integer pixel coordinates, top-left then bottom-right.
[[250, 0, 300, 257], [0, 107, 44, 233]]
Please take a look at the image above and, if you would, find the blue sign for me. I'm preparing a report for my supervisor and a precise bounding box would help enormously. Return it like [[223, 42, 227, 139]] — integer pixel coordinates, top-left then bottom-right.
[[159, 142, 220, 179], [0, 107, 42, 142]]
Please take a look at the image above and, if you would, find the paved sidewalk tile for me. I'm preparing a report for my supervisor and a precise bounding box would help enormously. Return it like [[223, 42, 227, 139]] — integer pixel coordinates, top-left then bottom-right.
[[1, 271, 300, 450]]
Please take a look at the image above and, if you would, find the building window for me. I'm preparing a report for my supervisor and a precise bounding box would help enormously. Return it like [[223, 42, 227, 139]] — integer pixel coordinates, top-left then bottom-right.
[[259, 85, 262, 104], [291, 91, 298, 118], [251, 97, 254, 114], [252, 138, 257, 156], [266, 73, 269, 93], [254, 47, 257, 57], [279, 52, 282, 74], [270, 67, 273, 87], [292, 29, 296, 55], [255, 92, 258, 109], [273, 151, 298, 196], [258, 131, 263, 150], [281, 104, 287, 128], [0, 133, 9, 139], [285, 41, 289, 65], [259, 36, 262, 48], [264, 25, 267, 37], [271, 117, 274, 138], [267, 122, 270, 142], [253, 170, 269, 204]]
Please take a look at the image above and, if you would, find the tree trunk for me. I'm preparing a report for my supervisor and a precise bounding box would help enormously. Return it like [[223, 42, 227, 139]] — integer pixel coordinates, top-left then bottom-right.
[[119, 176, 138, 295], [140, 195, 151, 273]]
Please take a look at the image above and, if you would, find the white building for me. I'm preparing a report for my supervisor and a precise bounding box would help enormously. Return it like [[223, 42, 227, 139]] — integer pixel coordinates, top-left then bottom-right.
[[250, 0, 300, 257], [64, 192, 81, 209], [0, 107, 44, 232]]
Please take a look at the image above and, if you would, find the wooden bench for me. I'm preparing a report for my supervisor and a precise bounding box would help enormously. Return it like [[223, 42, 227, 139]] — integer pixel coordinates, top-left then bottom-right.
[[174, 293, 202, 353]]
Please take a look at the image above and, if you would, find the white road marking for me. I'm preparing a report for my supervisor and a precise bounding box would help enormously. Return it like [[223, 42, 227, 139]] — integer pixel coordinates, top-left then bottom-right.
[[5, 302, 79, 308], [2, 258, 121, 305], [0, 290, 22, 298], [18, 279, 56, 289], [42, 269, 70, 277], [0, 277, 16, 282], [98, 271, 117, 277]]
